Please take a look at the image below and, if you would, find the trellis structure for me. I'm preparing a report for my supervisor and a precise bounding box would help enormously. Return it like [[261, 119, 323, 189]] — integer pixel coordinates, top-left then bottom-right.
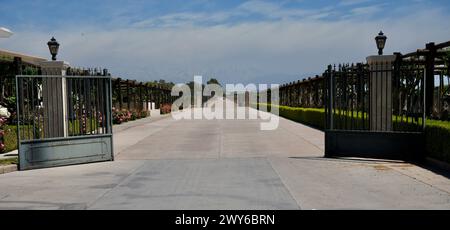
[[279, 75, 325, 108], [398, 41, 450, 119], [112, 78, 174, 112]]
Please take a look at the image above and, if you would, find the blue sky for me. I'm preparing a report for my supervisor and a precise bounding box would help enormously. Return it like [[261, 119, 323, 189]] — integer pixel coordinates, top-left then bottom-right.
[[1, 0, 450, 84], [2, 0, 449, 29]]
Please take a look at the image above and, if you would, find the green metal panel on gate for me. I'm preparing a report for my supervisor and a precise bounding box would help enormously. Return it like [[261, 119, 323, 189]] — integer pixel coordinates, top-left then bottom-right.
[[18, 135, 113, 170], [16, 75, 114, 170]]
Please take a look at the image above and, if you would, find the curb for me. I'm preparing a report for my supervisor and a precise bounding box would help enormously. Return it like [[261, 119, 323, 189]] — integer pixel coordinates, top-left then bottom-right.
[[0, 164, 17, 175], [0, 150, 19, 160]]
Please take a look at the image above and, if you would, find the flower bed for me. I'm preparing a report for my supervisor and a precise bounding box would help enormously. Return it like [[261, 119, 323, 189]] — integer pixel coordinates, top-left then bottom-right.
[[112, 108, 150, 124], [0, 105, 11, 153]]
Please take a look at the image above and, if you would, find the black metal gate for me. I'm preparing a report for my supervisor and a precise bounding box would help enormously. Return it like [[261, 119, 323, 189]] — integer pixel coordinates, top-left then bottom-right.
[[16, 75, 114, 170], [324, 58, 426, 160]]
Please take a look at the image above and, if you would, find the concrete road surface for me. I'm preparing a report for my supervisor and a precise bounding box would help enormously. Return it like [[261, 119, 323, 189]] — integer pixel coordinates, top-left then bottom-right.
[[0, 107, 449, 209]]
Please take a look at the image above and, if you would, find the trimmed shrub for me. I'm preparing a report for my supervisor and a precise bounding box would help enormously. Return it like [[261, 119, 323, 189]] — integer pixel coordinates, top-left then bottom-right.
[[131, 111, 138, 121], [256, 103, 325, 129], [140, 111, 149, 118], [160, 104, 172, 114], [425, 120, 450, 163], [278, 106, 325, 129]]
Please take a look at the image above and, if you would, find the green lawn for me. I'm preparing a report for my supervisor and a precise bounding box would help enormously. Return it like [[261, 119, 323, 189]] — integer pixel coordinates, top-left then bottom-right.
[[2, 119, 101, 152], [3, 125, 17, 153], [0, 157, 17, 166]]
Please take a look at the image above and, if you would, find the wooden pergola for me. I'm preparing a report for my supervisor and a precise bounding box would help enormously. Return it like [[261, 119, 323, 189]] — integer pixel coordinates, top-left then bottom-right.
[[112, 78, 174, 112]]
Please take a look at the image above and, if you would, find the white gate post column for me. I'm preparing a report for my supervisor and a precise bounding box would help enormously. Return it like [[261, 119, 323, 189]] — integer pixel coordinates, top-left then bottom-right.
[[40, 61, 70, 137], [366, 55, 396, 131]]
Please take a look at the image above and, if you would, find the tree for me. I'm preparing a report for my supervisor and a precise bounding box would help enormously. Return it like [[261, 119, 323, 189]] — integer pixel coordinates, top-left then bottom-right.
[[145, 79, 174, 89], [207, 78, 221, 86]]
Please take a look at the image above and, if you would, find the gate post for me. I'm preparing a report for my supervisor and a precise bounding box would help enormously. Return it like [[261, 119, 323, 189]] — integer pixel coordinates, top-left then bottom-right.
[[40, 61, 70, 137], [425, 42, 436, 117], [326, 65, 334, 130], [366, 55, 396, 131]]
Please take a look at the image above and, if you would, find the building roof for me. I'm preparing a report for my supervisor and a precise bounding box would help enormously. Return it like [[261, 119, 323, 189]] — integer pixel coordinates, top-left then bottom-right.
[[0, 48, 47, 66]]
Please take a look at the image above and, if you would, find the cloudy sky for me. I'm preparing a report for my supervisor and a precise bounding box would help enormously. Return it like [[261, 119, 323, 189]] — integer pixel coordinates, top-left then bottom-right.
[[1, 0, 449, 84]]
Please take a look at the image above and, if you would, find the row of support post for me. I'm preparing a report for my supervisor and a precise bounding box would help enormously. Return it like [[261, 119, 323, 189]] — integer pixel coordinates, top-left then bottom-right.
[[279, 77, 324, 108], [113, 78, 174, 112]]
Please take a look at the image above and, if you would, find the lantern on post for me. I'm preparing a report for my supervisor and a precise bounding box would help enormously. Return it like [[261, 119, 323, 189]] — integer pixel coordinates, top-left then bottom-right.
[[375, 31, 387, 55], [47, 37, 60, 61]]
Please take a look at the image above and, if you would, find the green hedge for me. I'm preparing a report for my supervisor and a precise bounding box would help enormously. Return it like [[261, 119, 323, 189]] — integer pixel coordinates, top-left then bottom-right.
[[256, 104, 321, 126], [425, 120, 450, 163], [273, 105, 325, 129], [257, 103, 450, 164]]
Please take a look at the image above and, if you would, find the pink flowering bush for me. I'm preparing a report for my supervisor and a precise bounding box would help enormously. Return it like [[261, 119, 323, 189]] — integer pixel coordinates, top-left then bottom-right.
[[160, 104, 172, 114], [112, 108, 124, 124], [112, 108, 149, 124], [0, 116, 7, 153], [112, 108, 133, 124]]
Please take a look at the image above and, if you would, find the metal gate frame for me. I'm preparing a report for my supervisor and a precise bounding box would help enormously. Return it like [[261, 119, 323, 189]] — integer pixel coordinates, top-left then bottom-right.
[[324, 60, 426, 161], [16, 75, 114, 170]]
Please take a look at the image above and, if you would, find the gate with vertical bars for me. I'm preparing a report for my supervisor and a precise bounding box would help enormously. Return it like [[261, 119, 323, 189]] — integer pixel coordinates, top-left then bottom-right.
[[324, 58, 426, 160], [16, 75, 113, 170]]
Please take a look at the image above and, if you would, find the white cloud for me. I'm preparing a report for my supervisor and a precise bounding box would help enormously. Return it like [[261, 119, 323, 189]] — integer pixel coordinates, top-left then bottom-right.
[[340, 0, 372, 6], [350, 4, 383, 16], [132, 11, 237, 28], [237, 0, 309, 19], [1, 6, 449, 85], [130, 1, 334, 29]]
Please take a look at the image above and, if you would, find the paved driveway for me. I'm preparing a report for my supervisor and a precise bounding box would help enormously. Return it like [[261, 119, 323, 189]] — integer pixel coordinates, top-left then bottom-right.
[[0, 108, 449, 209]]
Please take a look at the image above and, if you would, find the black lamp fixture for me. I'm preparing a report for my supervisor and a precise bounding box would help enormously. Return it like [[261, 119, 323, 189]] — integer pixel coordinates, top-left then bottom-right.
[[375, 31, 387, 55], [47, 37, 60, 61]]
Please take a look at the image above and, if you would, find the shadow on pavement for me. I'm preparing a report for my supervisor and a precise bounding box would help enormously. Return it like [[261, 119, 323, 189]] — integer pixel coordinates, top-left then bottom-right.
[[289, 156, 450, 180], [288, 156, 405, 164]]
